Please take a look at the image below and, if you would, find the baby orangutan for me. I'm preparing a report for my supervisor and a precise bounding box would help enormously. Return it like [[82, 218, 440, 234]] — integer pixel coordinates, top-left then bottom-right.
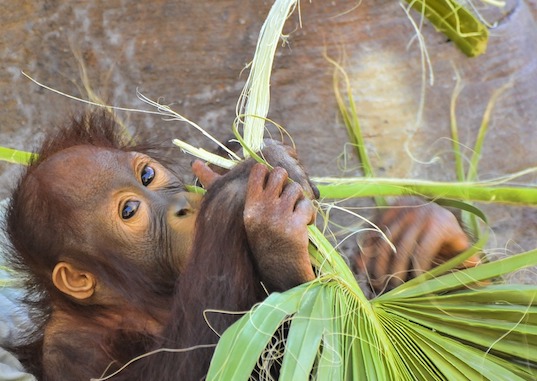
[[5, 112, 470, 380]]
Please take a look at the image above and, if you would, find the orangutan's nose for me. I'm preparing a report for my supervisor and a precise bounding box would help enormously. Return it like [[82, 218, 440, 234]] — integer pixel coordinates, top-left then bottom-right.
[[171, 194, 195, 217], [170, 192, 201, 217]]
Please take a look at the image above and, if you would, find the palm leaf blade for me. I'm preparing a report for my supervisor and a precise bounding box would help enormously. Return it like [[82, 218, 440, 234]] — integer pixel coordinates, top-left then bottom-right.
[[279, 286, 326, 380], [207, 287, 306, 380], [383, 303, 536, 360], [378, 249, 537, 300]]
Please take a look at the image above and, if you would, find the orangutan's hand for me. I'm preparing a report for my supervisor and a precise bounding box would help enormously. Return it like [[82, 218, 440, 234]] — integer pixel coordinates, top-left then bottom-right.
[[357, 198, 478, 293]]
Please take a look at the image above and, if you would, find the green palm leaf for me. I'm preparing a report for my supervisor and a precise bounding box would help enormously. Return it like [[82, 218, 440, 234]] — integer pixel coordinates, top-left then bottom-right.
[[208, 233, 537, 380]]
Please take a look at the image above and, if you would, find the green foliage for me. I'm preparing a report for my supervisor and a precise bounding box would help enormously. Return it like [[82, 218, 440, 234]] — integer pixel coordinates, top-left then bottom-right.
[[208, 227, 537, 380], [0, 147, 32, 165], [315, 178, 537, 206], [404, 0, 489, 57]]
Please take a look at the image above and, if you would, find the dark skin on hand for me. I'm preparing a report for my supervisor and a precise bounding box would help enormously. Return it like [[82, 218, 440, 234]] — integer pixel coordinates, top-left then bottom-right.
[[357, 197, 479, 294], [193, 147, 318, 292], [6, 113, 475, 380]]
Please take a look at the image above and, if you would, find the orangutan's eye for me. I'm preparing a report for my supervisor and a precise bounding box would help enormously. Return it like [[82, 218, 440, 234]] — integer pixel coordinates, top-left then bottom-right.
[[121, 200, 140, 220], [141, 165, 155, 186]]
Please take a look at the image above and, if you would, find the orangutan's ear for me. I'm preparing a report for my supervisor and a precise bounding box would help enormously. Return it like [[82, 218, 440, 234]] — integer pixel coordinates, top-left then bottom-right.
[[52, 262, 96, 300]]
